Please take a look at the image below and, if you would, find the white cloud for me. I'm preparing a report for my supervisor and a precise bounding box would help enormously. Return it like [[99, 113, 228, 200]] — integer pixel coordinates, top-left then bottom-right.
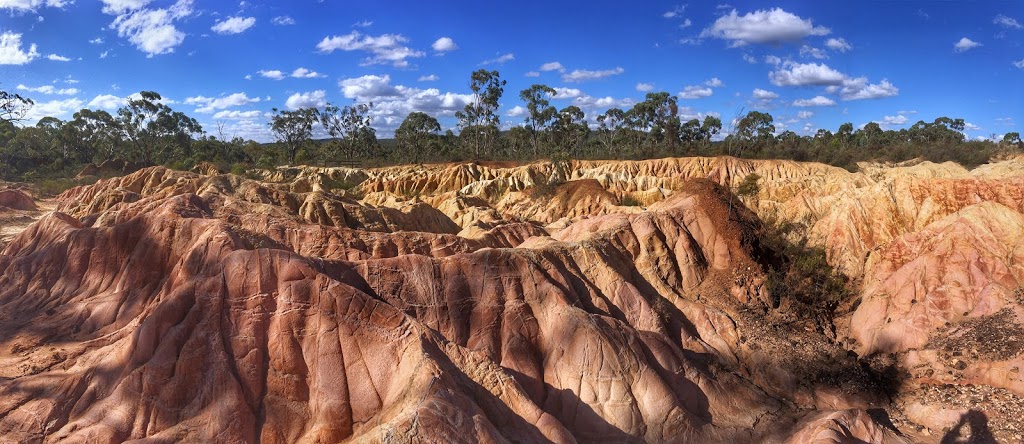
[[792, 96, 836, 107], [701, 8, 830, 47], [99, 50, 109, 59], [431, 36, 457, 53], [316, 31, 425, 67], [562, 66, 624, 82], [185, 92, 260, 113], [291, 67, 325, 78], [635, 82, 654, 92], [88, 94, 126, 110], [825, 37, 851, 52], [524, 71, 540, 77], [1014, 59, 1024, 69], [23, 98, 84, 123], [89, 37, 104, 45], [284, 90, 327, 110], [100, 0, 151, 15], [257, 69, 285, 80], [47, 53, 70, 61], [506, 105, 527, 117], [681, 18, 692, 28], [797, 111, 813, 119], [552, 87, 582, 99], [742, 53, 757, 64], [106, 0, 194, 57], [352, 20, 373, 28], [0, 31, 39, 65], [964, 122, 981, 131], [418, 74, 439, 81], [679, 85, 713, 99], [212, 16, 255, 35], [752, 88, 778, 99], [340, 74, 400, 98], [769, 62, 845, 86], [764, 55, 782, 66], [663, 5, 685, 18], [335, 74, 474, 135], [481, 52, 514, 65], [953, 37, 981, 53], [0, 0, 67, 12], [539, 61, 565, 72], [271, 15, 294, 26], [705, 77, 724, 87], [876, 115, 907, 127], [799, 45, 827, 59], [994, 14, 1022, 29], [838, 77, 898, 100], [16, 84, 77, 95], [212, 110, 262, 120]]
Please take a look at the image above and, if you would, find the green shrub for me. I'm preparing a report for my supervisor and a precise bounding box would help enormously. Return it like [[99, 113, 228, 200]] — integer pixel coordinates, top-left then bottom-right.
[[620, 195, 643, 207], [737, 173, 761, 197]]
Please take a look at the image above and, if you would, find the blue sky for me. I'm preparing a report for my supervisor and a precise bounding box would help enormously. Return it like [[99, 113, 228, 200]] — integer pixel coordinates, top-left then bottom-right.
[[0, 0, 1021, 142]]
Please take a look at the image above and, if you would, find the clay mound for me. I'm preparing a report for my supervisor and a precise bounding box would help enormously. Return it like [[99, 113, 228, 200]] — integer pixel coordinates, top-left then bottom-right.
[[75, 159, 148, 179], [0, 173, 904, 442], [0, 189, 35, 211], [57, 166, 462, 235], [498, 178, 632, 225]]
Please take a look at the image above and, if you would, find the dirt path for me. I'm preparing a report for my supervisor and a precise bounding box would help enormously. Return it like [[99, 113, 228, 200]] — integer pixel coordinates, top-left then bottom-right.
[[0, 199, 55, 250]]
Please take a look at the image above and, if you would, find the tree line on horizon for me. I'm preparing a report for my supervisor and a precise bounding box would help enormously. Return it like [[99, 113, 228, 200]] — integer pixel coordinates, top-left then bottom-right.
[[1, 70, 1021, 187]]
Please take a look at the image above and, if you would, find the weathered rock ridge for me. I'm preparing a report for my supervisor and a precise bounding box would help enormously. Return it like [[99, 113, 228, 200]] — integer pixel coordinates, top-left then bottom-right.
[[3, 155, 1024, 442]]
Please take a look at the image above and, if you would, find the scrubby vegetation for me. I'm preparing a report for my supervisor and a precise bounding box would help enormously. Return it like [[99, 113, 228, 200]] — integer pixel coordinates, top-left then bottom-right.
[[2, 70, 1021, 188]]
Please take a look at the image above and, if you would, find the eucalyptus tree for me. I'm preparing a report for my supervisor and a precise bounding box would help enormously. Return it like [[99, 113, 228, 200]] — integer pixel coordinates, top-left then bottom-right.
[[270, 107, 318, 165], [456, 69, 506, 157], [320, 101, 377, 162], [518, 84, 556, 155], [395, 111, 441, 163], [0, 89, 33, 123], [551, 105, 589, 157], [116, 91, 202, 164]]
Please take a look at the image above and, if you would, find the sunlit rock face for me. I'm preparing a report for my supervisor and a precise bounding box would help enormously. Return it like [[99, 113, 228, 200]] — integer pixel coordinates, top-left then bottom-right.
[[5, 156, 1024, 442]]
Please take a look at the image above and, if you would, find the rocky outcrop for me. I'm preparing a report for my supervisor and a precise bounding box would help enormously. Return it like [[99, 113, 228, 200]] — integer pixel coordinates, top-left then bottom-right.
[[0, 189, 35, 211]]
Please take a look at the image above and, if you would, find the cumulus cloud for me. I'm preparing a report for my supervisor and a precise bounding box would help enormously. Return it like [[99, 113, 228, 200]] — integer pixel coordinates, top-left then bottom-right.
[[0, 0, 68, 11], [431, 37, 457, 53], [953, 37, 981, 53], [284, 90, 327, 110], [481, 52, 514, 65], [1014, 59, 1024, 69], [701, 8, 830, 47], [23, 98, 84, 123], [994, 14, 1021, 29], [752, 88, 778, 100], [258, 69, 285, 80], [562, 66, 624, 82], [418, 74, 439, 81], [662, 5, 685, 18], [825, 37, 851, 52], [506, 105, 527, 118], [185, 92, 261, 113], [742, 53, 757, 64], [705, 77, 724, 87], [551, 87, 582, 99], [524, 71, 540, 77], [335, 74, 474, 135], [317, 31, 425, 67], [679, 85, 713, 99], [0, 31, 39, 65], [291, 67, 325, 78], [797, 111, 813, 119], [539, 61, 565, 72], [104, 0, 194, 57], [636, 82, 654, 92], [769, 62, 845, 86], [799, 45, 827, 59], [875, 115, 908, 127], [963, 122, 981, 131], [764, 55, 782, 66], [271, 15, 294, 26], [792, 96, 836, 107], [838, 77, 898, 100], [88, 94, 127, 109], [47, 53, 70, 61], [212, 16, 255, 35], [212, 110, 263, 120], [16, 84, 77, 95]]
